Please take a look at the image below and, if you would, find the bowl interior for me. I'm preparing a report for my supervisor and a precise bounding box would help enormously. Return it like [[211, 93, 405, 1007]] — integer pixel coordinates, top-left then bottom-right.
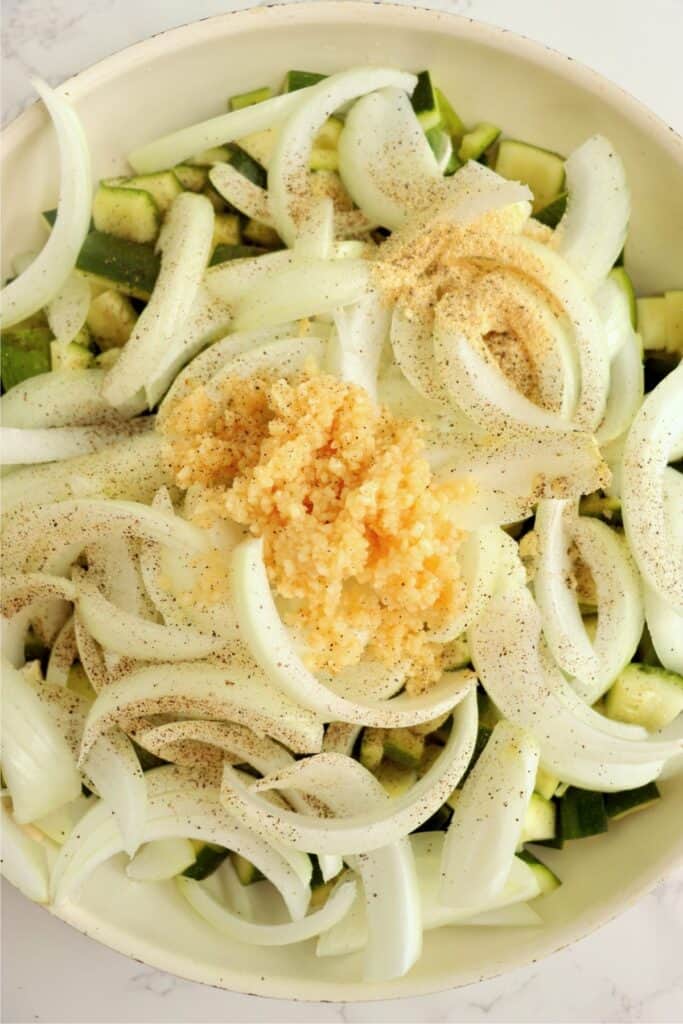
[[1, 1, 682, 1001]]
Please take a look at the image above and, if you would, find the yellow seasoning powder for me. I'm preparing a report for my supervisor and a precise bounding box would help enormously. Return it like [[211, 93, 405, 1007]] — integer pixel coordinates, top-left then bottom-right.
[[163, 371, 468, 691]]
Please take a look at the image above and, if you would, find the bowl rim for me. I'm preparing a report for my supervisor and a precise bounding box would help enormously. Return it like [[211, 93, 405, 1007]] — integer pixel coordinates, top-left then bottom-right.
[[2, 0, 682, 1003]]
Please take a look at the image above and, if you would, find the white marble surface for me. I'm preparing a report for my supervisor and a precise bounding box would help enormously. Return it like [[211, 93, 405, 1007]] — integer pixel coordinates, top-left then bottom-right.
[[2, 1, 683, 1021]]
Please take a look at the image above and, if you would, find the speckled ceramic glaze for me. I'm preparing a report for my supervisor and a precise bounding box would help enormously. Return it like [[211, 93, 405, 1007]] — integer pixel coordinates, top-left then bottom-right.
[[1, 1, 681, 1001]]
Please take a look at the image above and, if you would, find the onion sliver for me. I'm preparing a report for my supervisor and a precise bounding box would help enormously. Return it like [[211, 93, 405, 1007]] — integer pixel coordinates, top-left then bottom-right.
[[534, 502, 643, 702], [470, 586, 682, 772], [621, 363, 683, 612], [1, 573, 77, 617], [205, 336, 326, 400], [128, 87, 315, 174], [82, 728, 147, 857], [596, 318, 644, 446], [73, 570, 225, 661], [0, 432, 168, 516], [427, 527, 507, 643], [103, 192, 214, 416], [46, 614, 77, 686], [220, 689, 477, 856], [337, 87, 440, 230], [643, 470, 683, 674], [231, 536, 476, 727], [1, 661, 81, 822], [0, 799, 50, 903], [126, 837, 196, 881], [390, 307, 451, 407], [268, 67, 416, 246], [440, 721, 539, 907], [327, 292, 390, 401], [0, 80, 91, 329], [0, 369, 113, 429], [231, 258, 371, 332], [209, 162, 273, 224], [0, 422, 149, 466], [3, 498, 208, 577], [178, 875, 357, 946], [46, 272, 91, 346], [553, 135, 630, 292], [79, 661, 324, 757], [51, 783, 311, 920]]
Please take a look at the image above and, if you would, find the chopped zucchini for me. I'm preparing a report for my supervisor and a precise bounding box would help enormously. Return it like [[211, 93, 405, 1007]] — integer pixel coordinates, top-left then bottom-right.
[[182, 843, 229, 880], [609, 266, 638, 330], [213, 213, 241, 248], [579, 491, 622, 524], [410, 711, 451, 737], [636, 296, 668, 350], [50, 340, 94, 371], [665, 290, 683, 350], [534, 765, 561, 801], [227, 143, 267, 189], [359, 728, 385, 771], [517, 849, 561, 894], [189, 145, 231, 166], [604, 782, 661, 822], [210, 243, 268, 267], [95, 348, 121, 369], [494, 139, 565, 213], [533, 192, 568, 228], [173, 164, 208, 192], [416, 742, 443, 778], [558, 787, 608, 839], [434, 86, 466, 139], [229, 85, 274, 111], [76, 231, 160, 300], [637, 624, 661, 668], [66, 664, 96, 701], [383, 728, 425, 768], [231, 851, 264, 885], [310, 117, 344, 172], [237, 129, 277, 168], [283, 70, 327, 93], [86, 290, 138, 349], [92, 184, 161, 244], [521, 793, 556, 844], [375, 761, 417, 797], [242, 219, 282, 249], [458, 122, 501, 163], [411, 70, 441, 131], [442, 635, 471, 670], [605, 663, 683, 730], [1, 327, 52, 390], [310, 148, 339, 172], [425, 125, 456, 174], [115, 171, 183, 214]]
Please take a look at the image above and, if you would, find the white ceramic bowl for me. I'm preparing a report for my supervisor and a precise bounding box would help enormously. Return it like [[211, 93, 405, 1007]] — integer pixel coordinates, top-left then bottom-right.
[[2, 1, 682, 1002]]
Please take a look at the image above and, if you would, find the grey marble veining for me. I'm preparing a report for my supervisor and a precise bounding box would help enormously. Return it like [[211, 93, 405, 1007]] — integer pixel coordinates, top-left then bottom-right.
[[2, 1, 683, 1021]]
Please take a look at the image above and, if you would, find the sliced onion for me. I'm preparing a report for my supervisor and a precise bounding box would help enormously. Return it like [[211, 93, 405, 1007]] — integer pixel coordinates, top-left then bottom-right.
[[390, 306, 451, 407], [622, 364, 683, 612], [178, 874, 357, 946], [440, 721, 539, 907], [79, 660, 324, 758], [51, 779, 311, 920], [1, 80, 91, 329], [534, 501, 644, 702], [1, 572, 76, 616], [87, 534, 148, 617], [232, 258, 371, 332], [82, 728, 147, 857], [428, 527, 508, 643], [597, 326, 644, 446], [0, 421, 150, 466], [319, 661, 408, 703], [103, 193, 214, 416], [553, 136, 630, 291], [0, 799, 50, 902], [46, 272, 91, 346], [3, 498, 208, 577], [0, 431, 168, 516], [0, 369, 115, 429], [470, 586, 682, 778], [231, 536, 476, 727], [337, 86, 440, 230], [268, 68, 416, 246], [644, 470, 683, 673], [209, 162, 273, 224], [327, 291, 390, 401], [204, 335, 326, 400], [46, 614, 77, 685], [126, 837, 196, 881], [293, 197, 335, 261], [73, 569, 224, 661], [321, 723, 362, 756], [205, 250, 300, 306], [128, 88, 315, 174], [73, 613, 109, 694], [220, 689, 477, 856], [1, 661, 82, 822]]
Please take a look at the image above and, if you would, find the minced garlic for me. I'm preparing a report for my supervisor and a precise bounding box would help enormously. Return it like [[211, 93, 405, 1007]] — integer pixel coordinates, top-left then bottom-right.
[[163, 371, 468, 689]]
